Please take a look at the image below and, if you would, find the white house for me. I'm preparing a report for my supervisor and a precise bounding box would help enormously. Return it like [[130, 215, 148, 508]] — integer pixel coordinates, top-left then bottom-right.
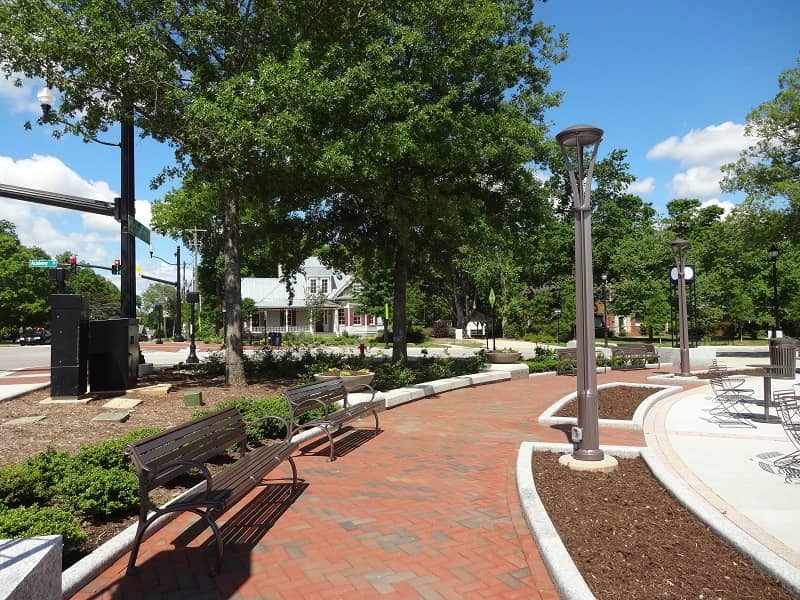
[[241, 257, 384, 336]]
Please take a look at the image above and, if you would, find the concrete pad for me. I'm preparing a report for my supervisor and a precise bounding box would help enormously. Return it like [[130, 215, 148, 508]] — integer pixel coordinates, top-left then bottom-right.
[[558, 452, 619, 473], [91, 411, 130, 423], [39, 396, 93, 405], [137, 363, 154, 376], [2, 415, 46, 426], [0, 536, 61, 600], [133, 383, 173, 396], [101, 398, 142, 410]]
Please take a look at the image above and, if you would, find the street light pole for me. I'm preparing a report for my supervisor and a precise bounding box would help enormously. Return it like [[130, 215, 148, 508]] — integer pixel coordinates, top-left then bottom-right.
[[556, 124, 606, 463], [671, 239, 691, 376], [602, 276, 609, 346], [769, 245, 780, 338], [149, 245, 184, 342]]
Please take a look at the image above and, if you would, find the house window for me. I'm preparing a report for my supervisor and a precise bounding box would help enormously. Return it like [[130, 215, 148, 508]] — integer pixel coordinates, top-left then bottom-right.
[[338, 309, 346, 325], [353, 313, 362, 325], [280, 309, 296, 327], [321, 278, 328, 293], [367, 315, 375, 325], [309, 279, 317, 295]]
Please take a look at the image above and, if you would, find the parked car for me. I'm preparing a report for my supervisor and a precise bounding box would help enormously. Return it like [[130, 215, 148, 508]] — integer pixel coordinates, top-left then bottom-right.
[[17, 327, 52, 345]]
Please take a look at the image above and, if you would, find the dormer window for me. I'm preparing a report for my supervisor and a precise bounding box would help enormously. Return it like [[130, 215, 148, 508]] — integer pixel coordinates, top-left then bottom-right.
[[321, 278, 328, 293], [309, 279, 317, 295]]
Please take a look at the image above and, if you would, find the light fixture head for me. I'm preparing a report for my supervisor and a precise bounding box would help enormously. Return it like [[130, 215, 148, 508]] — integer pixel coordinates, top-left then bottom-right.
[[769, 244, 779, 260], [555, 124, 603, 148], [148, 244, 155, 258], [601, 273, 608, 282], [37, 86, 55, 114]]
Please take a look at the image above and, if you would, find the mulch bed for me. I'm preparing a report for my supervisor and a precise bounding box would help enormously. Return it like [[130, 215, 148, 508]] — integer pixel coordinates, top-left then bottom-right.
[[555, 385, 657, 420], [534, 452, 793, 599]]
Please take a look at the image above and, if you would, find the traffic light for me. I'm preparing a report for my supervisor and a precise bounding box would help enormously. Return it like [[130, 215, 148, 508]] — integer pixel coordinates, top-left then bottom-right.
[[112, 259, 121, 275], [68, 256, 77, 274]]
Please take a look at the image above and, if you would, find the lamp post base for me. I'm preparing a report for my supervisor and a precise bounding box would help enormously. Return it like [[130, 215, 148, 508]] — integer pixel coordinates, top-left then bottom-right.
[[560, 452, 618, 472], [186, 343, 199, 364]]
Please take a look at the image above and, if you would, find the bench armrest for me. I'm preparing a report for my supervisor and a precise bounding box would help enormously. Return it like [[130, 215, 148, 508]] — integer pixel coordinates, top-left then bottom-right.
[[245, 414, 291, 443]]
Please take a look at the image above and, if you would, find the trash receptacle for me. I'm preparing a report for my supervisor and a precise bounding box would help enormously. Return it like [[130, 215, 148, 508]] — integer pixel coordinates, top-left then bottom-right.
[[274, 332, 282, 346], [267, 332, 276, 346], [769, 337, 797, 378]]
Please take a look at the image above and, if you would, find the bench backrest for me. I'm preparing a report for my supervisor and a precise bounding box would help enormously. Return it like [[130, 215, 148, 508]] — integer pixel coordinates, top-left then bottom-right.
[[284, 379, 347, 421], [556, 349, 577, 359], [615, 344, 656, 354], [125, 406, 247, 488]]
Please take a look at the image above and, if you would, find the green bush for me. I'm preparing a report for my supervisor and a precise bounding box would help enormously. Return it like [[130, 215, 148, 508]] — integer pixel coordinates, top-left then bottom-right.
[[0, 463, 44, 508], [24, 447, 75, 500], [525, 357, 558, 373], [195, 351, 226, 376], [416, 357, 456, 381], [372, 361, 417, 391], [56, 467, 140, 517], [0, 505, 87, 555], [75, 428, 161, 471]]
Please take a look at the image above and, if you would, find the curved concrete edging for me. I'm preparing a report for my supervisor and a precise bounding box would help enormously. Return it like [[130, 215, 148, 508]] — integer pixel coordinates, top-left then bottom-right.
[[516, 442, 800, 598], [538, 382, 683, 431]]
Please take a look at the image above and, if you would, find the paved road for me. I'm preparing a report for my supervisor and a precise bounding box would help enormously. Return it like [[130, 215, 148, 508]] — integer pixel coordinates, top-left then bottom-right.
[[0, 344, 51, 373]]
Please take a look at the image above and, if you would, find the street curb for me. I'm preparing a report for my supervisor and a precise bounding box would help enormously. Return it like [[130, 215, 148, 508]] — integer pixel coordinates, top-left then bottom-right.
[[516, 442, 800, 598]]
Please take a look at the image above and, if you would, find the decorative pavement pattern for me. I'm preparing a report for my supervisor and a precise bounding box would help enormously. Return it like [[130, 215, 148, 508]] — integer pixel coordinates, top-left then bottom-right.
[[71, 369, 675, 600]]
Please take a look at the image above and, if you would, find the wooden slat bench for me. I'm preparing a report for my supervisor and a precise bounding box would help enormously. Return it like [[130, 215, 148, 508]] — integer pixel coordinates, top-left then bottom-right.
[[611, 344, 660, 368], [284, 379, 381, 461], [555, 348, 607, 374], [124, 407, 297, 575]]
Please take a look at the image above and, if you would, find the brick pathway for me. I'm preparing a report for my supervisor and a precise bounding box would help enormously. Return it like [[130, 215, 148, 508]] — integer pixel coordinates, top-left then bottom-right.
[[72, 369, 686, 600]]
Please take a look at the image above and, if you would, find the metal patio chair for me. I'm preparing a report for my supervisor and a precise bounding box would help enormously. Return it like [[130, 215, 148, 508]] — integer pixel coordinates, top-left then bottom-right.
[[772, 390, 800, 483], [702, 360, 757, 428]]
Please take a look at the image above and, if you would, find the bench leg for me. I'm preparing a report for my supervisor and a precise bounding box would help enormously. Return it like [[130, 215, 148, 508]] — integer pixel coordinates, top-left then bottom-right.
[[126, 516, 152, 575], [287, 455, 298, 488], [373, 409, 380, 431]]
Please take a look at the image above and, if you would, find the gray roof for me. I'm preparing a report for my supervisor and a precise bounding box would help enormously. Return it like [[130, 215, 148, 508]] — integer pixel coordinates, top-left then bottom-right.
[[242, 257, 350, 309]]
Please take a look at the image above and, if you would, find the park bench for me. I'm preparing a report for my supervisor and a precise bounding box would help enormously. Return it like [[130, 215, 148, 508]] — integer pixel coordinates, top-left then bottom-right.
[[610, 344, 660, 369], [124, 406, 297, 576], [284, 378, 382, 461], [555, 348, 607, 375]]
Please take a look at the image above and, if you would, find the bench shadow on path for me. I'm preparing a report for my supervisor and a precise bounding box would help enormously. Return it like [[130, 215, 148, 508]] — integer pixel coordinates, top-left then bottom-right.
[[297, 426, 383, 459], [98, 480, 308, 600]]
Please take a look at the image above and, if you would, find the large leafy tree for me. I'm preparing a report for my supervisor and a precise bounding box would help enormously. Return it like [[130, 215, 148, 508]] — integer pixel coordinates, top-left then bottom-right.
[[56, 252, 121, 320], [0, 221, 51, 335], [305, 0, 565, 361], [721, 56, 800, 241]]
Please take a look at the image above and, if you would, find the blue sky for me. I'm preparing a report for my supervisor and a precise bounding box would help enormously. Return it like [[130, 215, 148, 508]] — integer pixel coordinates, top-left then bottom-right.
[[1, 0, 798, 293]]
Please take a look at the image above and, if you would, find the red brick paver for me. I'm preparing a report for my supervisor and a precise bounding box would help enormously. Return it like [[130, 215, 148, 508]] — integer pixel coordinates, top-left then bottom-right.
[[71, 368, 690, 599]]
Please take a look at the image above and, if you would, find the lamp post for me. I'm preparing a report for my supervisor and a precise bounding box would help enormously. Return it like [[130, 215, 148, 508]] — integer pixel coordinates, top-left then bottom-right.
[[556, 124, 605, 462], [671, 239, 691, 376], [769, 245, 780, 338], [601, 273, 609, 348], [149, 245, 184, 341], [155, 304, 163, 344], [185, 291, 200, 363], [554, 308, 562, 343]]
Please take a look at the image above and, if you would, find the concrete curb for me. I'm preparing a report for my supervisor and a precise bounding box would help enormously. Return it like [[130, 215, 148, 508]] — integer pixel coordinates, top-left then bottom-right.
[[537, 382, 683, 431], [0, 381, 50, 404], [515, 442, 800, 598]]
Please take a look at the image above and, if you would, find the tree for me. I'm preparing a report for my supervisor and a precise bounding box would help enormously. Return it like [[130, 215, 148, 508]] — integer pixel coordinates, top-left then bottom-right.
[[139, 283, 178, 339], [0, 221, 51, 336], [306, 0, 564, 361], [721, 56, 800, 241]]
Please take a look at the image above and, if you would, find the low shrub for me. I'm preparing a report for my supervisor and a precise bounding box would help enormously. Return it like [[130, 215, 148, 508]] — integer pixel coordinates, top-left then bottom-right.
[[56, 467, 140, 517], [432, 320, 449, 338], [416, 356, 456, 381], [372, 361, 417, 391], [24, 447, 74, 501], [0, 463, 44, 508], [0, 505, 87, 555], [75, 428, 161, 471]]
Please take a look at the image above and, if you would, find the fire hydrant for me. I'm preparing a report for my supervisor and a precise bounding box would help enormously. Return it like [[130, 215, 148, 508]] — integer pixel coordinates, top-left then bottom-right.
[[358, 343, 366, 356]]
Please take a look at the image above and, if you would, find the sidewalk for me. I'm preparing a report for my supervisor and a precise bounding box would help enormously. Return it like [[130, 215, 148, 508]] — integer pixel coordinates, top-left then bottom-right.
[[63, 360, 799, 599]]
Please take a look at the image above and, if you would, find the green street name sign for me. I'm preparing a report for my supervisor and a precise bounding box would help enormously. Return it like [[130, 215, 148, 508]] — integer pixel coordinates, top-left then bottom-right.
[[28, 259, 58, 268], [128, 217, 151, 244]]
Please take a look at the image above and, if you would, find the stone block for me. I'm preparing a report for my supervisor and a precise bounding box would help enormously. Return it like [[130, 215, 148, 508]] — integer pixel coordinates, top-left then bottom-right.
[[0, 536, 61, 600]]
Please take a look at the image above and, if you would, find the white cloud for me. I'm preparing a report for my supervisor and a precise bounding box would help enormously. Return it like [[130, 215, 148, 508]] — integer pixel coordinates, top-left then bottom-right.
[[0, 154, 133, 265], [670, 166, 722, 199], [0, 71, 44, 113], [646, 122, 751, 168], [627, 177, 655, 195], [700, 198, 736, 218]]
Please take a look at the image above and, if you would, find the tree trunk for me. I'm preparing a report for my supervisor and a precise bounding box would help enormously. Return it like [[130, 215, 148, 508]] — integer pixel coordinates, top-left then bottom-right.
[[223, 187, 246, 386], [392, 243, 409, 362]]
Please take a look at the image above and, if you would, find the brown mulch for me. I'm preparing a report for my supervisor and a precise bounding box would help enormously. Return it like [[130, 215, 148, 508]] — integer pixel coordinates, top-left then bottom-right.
[[555, 385, 657, 420], [534, 453, 793, 599], [0, 370, 293, 467]]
